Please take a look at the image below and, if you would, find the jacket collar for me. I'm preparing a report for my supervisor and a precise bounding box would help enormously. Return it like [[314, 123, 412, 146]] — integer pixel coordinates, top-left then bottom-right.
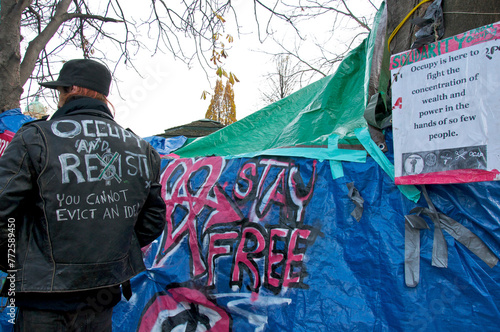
[[51, 97, 114, 120]]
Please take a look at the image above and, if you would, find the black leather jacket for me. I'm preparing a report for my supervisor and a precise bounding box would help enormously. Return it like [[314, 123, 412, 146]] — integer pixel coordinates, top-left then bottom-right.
[[0, 98, 166, 293]]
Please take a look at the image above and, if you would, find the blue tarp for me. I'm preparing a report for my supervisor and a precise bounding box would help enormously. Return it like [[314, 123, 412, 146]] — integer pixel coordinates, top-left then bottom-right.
[[110, 129, 499, 331], [0, 109, 34, 134], [2, 130, 498, 330], [142, 136, 187, 156]]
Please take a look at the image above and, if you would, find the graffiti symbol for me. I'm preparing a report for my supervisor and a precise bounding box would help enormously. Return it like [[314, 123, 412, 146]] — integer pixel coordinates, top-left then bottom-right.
[[137, 287, 231, 332], [156, 157, 321, 295], [96, 152, 121, 184]]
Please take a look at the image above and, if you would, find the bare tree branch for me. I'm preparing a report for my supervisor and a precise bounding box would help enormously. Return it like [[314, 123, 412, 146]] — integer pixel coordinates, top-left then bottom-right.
[[340, 0, 370, 31], [3, 0, 381, 112], [63, 13, 124, 23], [20, 0, 76, 85]]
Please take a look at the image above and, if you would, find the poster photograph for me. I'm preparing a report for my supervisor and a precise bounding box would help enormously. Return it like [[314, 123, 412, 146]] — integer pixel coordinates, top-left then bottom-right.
[[391, 22, 500, 185]]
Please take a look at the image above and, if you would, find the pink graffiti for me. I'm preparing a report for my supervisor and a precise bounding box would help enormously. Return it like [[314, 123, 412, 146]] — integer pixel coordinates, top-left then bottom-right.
[[156, 157, 321, 294], [267, 228, 288, 289], [0, 130, 14, 158], [157, 157, 242, 276], [235, 159, 317, 224], [228, 224, 318, 293], [283, 228, 312, 288], [138, 287, 231, 332], [232, 226, 267, 291], [207, 231, 239, 287]]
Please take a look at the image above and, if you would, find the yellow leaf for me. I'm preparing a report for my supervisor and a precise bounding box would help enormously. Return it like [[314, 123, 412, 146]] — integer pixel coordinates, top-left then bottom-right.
[[201, 91, 208, 100], [216, 67, 223, 77], [213, 12, 225, 23], [222, 70, 228, 78], [215, 14, 226, 23], [226, 34, 233, 43]]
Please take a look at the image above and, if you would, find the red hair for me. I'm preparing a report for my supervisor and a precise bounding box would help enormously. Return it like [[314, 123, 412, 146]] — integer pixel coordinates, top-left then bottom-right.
[[61, 86, 115, 114]]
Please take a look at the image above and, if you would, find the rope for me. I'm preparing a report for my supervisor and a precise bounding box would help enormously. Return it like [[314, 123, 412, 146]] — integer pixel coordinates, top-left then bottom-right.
[[387, 0, 433, 52]]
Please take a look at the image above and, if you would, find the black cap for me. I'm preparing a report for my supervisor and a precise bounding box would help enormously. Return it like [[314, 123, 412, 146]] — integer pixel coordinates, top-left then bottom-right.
[[40, 59, 112, 96]]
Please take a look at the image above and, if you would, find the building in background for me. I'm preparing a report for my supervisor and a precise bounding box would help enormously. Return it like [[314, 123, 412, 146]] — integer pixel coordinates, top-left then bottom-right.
[[157, 119, 225, 139]]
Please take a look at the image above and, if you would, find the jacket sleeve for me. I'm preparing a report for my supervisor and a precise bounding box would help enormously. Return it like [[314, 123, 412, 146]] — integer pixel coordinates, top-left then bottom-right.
[[134, 146, 167, 248], [0, 126, 41, 271]]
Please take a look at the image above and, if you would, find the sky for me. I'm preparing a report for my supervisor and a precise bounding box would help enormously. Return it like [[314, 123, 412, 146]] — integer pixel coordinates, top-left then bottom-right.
[[110, 30, 275, 138], [21, 0, 382, 138], [109, 0, 312, 137]]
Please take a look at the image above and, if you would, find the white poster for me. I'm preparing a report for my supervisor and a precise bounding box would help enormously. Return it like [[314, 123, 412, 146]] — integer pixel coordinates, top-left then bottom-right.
[[391, 22, 500, 184]]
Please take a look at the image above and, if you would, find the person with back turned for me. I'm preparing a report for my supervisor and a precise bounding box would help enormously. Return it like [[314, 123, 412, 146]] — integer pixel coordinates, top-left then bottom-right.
[[0, 59, 166, 331]]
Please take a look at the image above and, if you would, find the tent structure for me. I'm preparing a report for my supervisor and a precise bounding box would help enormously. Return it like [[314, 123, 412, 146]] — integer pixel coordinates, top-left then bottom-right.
[[1, 2, 499, 331], [111, 3, 499, 331]]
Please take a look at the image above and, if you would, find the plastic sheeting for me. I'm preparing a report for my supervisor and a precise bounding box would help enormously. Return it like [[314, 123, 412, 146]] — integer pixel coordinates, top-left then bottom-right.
[[0, 109, 34, 134], [0, 109, 34, 158], [410, 0, 445, 49], [1, 142, 497, 329], [0, 131, 15, 159], [142, 135, 188, 156], [109, 128, 499, 331]]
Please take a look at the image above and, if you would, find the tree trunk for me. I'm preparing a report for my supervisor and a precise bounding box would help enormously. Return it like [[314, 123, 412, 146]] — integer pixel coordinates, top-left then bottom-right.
[[20, 0, 73, 86], [387, 0, 500, 55], [442, 0, 500, 38], [0, 0, 30, 112]]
